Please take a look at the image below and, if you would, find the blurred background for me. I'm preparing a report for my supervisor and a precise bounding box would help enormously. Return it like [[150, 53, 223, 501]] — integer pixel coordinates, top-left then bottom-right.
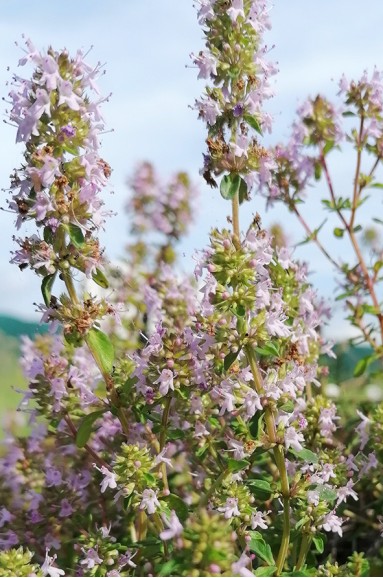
[[2, 0, 383, 416]]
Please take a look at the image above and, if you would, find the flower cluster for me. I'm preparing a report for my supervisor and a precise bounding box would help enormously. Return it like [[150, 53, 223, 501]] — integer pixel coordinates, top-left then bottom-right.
[[192, 0, 277, 196], [6, 38, 113, 329]]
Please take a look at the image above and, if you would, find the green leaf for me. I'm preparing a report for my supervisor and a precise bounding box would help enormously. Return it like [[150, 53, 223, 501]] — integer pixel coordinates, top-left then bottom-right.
[[312, 534, 324, 554], [314, 162, 322, 180], [323, 140, 335, 155], [255, 342, 280, 357], [238, 177, 249, 204], [249, 532, 275, 566], [289, 448, 319, 464], [224, 349, 241, 371], [220, 173, 246, 200], [247, 479, 272, 500], [92, 268, 109, 289], [86, 328, 115, 375], [158, 560, 178, 577], [162, 494, 189, 521], [66, 223, 85, 248], [255, 567, 277, 576], [41, 273, 56, 306], [249, 412, 263, 440], [316, 485, 337, 503], [333, 227, 344, 238], [279, 400, 295, 413], [243, 113, 263, 134], [76, 409, 107, 448], [227, 458, 250, 473], [353, 356, 369, 377]]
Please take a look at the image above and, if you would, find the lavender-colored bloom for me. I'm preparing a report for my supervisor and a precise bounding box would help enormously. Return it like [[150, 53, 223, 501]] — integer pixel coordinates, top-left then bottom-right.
[[160, 510, 183, 541], [41, 550, 65, 577], [139, 489, 160, 514], [227, 0, 245, 22], [231, 552, 255, 577], [284, 426, 304, 452], [251, 510, 269, 530], [154, 369, 174, 396], [80, 547, 103, 569], [218, 497, 240, 519], [320, 512, 343, 537], [94, 464, 117, 493], [192, 51, 217, 79]]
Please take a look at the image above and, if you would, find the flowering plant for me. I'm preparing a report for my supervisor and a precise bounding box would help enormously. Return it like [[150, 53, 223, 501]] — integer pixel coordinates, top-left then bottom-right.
[[1, 2, 382, 577]]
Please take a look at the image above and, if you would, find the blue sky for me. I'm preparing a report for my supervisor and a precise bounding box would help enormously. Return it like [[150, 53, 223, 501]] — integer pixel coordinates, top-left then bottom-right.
[[1, 1, 383, 340]]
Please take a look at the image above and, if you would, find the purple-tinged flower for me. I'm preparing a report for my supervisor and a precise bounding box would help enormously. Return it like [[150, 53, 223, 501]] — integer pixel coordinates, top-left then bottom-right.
[[160, 510, 183, 541], [336, 480, 358, 506], [0, 507, 14, 528], [139, 489, 161, 514], [80, 547, 103, 570], [227, 0, 245, 23], [153, 369, 174, 396], [94, 464, 117, 493], [231, 551, 255, 577], [251, 510, 269, 530], [41, 550, 65, 577], [192, 51, 217, 79], [58, 499, 74, 518], [319, 512, 344, 537], [284, 426, 304, 452], [218, 497, 240, 519]]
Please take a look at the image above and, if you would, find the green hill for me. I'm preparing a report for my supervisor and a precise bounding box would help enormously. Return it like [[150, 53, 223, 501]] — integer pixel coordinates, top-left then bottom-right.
[[0, 314, 47, 339]]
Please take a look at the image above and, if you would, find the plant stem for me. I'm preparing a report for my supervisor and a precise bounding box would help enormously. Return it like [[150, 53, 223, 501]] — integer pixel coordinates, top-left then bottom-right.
[[199, 468, 230, 508], [64, 415, 109, 468], [232, 192, 240, 238], [62, 270, 130, 436], [295, 532, 311, 571], [159, 397, 172, 493], [244, 345, 290, 575]]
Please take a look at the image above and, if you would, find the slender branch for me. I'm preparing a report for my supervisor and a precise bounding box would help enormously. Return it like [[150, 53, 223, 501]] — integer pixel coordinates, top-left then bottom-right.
[[292, 204, 340, 271], [350, 115, 364, 230], [321, 154, 383, 345], [64, 415, 109, 469], [232, 193, 240, 239]]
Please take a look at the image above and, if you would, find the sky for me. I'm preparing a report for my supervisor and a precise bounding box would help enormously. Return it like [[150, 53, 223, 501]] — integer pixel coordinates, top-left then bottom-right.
[[1, 1, 383, 340]]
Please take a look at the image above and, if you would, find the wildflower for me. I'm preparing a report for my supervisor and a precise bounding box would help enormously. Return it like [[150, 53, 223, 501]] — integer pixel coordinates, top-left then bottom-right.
[[80, 547, 103, 570], [251, 510, 269, 530], [41, 550, 65, 577], [284, 426, 304, 452], [94, 464, 117, 493], [232, 551, 255, 577], [218, 497, 240, 519], [319, 512, 343, 537], [139, 489, 161, 514], [160, 510, 183, 540]]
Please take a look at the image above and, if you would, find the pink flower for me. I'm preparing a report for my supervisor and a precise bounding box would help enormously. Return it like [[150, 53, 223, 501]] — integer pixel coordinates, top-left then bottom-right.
[[154, 369, 174, 396], [232, 551, 255, 577], [41, 550, 65, 577], [160, 510, 183, 541], [251, 510, 269, 530], [218, 497, 240, 519], [320, 512, 343, 537], [139, 489, 160, 514], [285, 426, 304, 452], [227, 0, 245, 22]]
